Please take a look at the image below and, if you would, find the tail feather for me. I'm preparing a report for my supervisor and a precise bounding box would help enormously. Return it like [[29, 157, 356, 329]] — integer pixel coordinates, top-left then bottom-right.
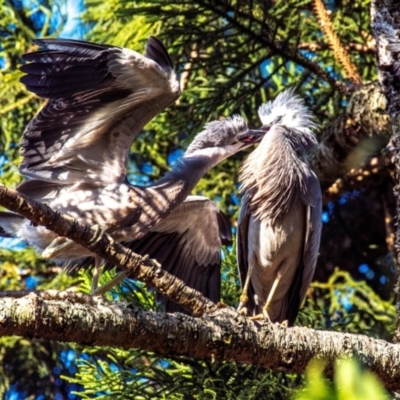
[[0, 211, 24, 237]]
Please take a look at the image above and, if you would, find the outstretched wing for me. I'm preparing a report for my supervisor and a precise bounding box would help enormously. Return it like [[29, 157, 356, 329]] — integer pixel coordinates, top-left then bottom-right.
[[124, 196, 232, 313], [19, 37, 180, 184]]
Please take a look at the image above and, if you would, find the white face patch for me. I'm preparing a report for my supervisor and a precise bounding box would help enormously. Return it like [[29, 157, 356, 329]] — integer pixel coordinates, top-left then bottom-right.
[[258, 89, 317, 135]]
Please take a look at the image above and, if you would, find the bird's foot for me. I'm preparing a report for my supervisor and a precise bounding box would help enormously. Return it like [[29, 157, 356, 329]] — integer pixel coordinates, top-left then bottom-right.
[[249, 309, 271, 321], [149, 258, 163, 276], [237, 293, 248, 314], [88, 224, 107, 247], [42, 237, 74, 259], [238, 307, 248, 316]]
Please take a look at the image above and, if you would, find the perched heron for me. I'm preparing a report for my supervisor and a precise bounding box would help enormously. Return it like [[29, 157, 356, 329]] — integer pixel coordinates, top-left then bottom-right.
[[236, 89, 322, 325], [0, 38, 264, 306]]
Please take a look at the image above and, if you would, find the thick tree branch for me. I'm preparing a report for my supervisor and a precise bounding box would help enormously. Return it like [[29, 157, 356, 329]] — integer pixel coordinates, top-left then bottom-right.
[[323, 153, 394, 203], [311, 83, 391, 191], [0, 185, 218, 317], [371, 0, 400, 340], [0, 293, 399, 391]]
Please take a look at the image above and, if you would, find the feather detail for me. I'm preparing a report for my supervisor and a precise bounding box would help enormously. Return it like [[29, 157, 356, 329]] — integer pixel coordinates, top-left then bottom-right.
[[240, 125, 310, 223]]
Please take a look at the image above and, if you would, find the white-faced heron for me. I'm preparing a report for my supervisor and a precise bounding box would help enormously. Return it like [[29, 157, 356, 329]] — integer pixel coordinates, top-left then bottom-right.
[[236, 89, 322, 325]]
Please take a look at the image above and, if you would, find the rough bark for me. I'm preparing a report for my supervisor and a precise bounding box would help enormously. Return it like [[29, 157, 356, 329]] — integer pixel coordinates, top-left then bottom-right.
[[0, 185, 217, 317], [371, 0, 400, 341], [310, 82, 391, 191], [0, 292, 399, 391]]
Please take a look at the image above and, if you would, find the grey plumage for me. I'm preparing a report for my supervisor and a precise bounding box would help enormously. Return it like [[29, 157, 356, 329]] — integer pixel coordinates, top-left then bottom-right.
[[1, 37, 264, 310], [237, 89, 322, 325], [19, 37, 180, 184]]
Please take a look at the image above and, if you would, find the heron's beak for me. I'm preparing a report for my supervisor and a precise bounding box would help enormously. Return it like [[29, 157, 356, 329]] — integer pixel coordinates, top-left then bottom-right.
[[238, 129, 266, 144]]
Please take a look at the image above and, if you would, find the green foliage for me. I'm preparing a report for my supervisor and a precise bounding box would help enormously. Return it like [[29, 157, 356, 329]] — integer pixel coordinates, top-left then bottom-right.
[[0, 0, 395, 398], [67, 348, 301, 399], [62, 255, 394, 399], [308, 269, 396, 338], [294, 358, 389, 400]]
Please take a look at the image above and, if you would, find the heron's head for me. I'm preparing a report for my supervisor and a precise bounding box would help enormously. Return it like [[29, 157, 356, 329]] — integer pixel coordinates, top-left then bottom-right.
[[185, 115, 264, 159], [257, 89, 318, 152], [258, 89, 317, 135]]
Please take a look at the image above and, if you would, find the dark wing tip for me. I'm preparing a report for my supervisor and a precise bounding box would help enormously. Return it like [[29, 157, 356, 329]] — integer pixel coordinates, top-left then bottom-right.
[[217, 211, 232, 246], [145, 36, 174, 69]]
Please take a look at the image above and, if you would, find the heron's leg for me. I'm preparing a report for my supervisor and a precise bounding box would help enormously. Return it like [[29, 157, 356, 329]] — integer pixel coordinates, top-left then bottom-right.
[[92, 270, 130, 296], [92, 257, 159, 296], [90, 255, 103, 294], [42, 237, 75, 259], [87, 224, 107, 246], [250, 271, 283, 321], [88, 225, 115, 294], [262, 271, 282, 318], [237, 259, 255, 315]]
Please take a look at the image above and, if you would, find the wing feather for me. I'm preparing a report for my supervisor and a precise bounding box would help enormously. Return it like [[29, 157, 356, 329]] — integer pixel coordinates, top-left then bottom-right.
[[286, 170, 322, 325], [19, 37, 180, 184], [236, 193, 257, 314], [123, 196, 231, 313]]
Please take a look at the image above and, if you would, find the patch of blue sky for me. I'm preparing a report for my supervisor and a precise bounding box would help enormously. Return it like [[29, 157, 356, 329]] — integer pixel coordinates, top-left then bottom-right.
[[127, 161, 152, 186], [109, 362, 119, 373], [0, 237, 27, 250], [339, 293, 352, 311], [299, 49, 317, 60], [0, 154, 8, 168], [25, 275, 39, 290], [359, 263, 369, 274], [167, 148, 184, 167], [55, 0, 86, 39], [230, 193, 240, 206], [79, 352, 93, 362], [20, 0, 48, 31], [366, 269, 375, 280], [259, 59, 274, 80], [5, 388, 28, 400], [358, 263, 375, 280], [60, 348, 78, 369], [159, 359, 170, 369], [338, 193, 349, 205], [141, 162, 154, 175]]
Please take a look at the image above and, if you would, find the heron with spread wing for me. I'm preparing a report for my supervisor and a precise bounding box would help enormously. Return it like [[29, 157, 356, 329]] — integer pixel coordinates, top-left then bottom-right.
[[237, 89, 322, 325], [0, 38, 264, 309]]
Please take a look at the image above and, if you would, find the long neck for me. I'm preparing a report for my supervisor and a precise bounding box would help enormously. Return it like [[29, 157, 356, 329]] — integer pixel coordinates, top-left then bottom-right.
[[154, 153, 217, 199], [134, 153, 218, 227], [240, 130, 308, 222]]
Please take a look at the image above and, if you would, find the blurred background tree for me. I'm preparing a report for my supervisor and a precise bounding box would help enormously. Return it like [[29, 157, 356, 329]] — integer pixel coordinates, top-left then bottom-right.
[[0, 0, 395, 398]]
